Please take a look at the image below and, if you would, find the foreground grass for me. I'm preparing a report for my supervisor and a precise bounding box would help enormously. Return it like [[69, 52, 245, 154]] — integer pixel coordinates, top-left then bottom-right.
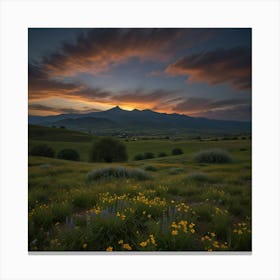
[[28, 140, 251, 251]]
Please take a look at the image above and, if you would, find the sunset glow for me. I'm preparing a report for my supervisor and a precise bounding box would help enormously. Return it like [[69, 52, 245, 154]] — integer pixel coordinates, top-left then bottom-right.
[[29, 28, 251, 121]]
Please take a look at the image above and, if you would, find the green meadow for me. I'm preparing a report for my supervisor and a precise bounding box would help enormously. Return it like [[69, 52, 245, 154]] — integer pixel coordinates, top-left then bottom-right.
[[28, 126, 251, 252]]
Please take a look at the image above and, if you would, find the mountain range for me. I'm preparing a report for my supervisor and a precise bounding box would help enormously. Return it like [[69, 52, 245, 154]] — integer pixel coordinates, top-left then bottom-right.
[[28, 106, 251, 136]]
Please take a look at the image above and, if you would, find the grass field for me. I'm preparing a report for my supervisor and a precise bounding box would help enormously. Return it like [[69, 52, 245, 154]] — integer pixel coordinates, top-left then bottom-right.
[[28, 127, 251, 252]]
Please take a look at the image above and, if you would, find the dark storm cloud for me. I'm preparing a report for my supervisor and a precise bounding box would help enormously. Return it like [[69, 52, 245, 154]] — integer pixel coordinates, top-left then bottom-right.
[[166, 47, 251, 90]]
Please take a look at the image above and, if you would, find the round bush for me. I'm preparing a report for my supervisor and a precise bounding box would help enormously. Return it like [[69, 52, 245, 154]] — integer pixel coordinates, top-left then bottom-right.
[[57, 149, 80, 161], [134, 154, 144, 161], [144, 152, 155, 159], [193, 149, 232, 163], [185, 172, 210, 183], [145, 165, 157, 172], [90, 137, 128, 163], [30, 144, 55, 158], [172, 148, 183, 155]]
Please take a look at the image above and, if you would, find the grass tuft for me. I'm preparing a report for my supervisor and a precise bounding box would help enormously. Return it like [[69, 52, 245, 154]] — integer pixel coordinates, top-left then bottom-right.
[[193, 149, 232, 164], [86, 166, 152, 181]]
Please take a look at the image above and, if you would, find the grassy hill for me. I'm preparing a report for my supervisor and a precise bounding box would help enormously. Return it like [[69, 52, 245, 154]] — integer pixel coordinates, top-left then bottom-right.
[[29, 124, 95, 142], [28, 124, 251, 251]]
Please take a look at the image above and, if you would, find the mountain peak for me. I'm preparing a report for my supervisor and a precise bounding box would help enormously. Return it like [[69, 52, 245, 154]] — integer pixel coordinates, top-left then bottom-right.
[[107, 106, 123, 112]]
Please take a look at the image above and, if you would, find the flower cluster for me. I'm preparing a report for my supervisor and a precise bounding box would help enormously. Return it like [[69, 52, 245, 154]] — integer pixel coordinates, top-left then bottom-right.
[[200, 232, 228, 251]]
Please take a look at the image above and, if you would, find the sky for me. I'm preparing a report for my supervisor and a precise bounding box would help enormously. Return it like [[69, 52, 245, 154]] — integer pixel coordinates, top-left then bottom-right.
[[28, 28, 251, 121]]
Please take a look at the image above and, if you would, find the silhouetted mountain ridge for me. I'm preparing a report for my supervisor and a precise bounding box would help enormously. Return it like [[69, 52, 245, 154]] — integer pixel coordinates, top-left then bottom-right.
[[28, 106, 251, 135]]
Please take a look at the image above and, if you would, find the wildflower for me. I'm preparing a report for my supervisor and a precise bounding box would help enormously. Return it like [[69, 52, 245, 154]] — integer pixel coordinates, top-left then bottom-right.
[[171, 230, 178, 236], [147, 214, 151, 218], [201, 237, 205, 242], [210, 232, 216, 237], [149, 234, 157, 246], [142, 211, 146, 215], [106, 246, 113, 252], [190, 229, 195, 234], [123, 243, 132, 250], [118, 240, 124, 245], [140, 241, 148, 247], [82, 243, 87, 249]]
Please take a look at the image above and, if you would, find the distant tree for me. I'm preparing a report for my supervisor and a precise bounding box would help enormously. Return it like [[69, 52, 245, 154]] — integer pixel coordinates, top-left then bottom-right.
[[158, 152, 168, 157], [134, 154, 144, 161], [90, 137, 128, 163], [144, 152, 155, 159], [30, 144, 55, 158], [60, 126, 65, 129], [57, 149, 80, 161], [172, 148, 183, 155]]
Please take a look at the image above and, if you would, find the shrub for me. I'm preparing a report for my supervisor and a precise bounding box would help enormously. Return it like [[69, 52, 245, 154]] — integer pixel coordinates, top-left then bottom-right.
[[172, 148, 183, 155], [134, 154, 144, 161], [57, 149, 80, 161], [145, 165, 157, 172], [168, 167, 185, 175], [86, 166, 151, 181], [90, 137, 128, 163], [144, 152, 154, 159], [158, 152, 168, 157], [185, 172, 210, 183], [193, 149, 232, 163], [30, 144, 55, 158]]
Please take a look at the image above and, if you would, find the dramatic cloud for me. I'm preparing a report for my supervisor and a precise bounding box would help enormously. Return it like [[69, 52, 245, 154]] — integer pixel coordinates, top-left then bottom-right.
[[29, 104, 100, 115], [41, 29, 187, 76], [112, 89, 178, 103], [29, 63, 112, 102], [191, 104, 252, 121], [166, 47, 251, 90], [172, 97, 251, 120]]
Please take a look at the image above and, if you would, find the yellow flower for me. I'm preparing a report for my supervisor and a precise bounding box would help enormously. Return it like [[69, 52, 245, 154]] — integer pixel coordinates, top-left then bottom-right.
[[116, 212, 121, 217], [201, 237, 205, 242], [82, 243, 87, 249], [106, 246, 113, 252], [171, 230, 178, 236], [140, 241, 148, 247], [147, 214, 151, 218], [237, 230, 243, 235], [149, 234, 157, 246], [142, 211, 146, 215], [210, 232, 216, 237], [123, 243, 132, 250], [190, 229, 195, 234], [189, 223, 195, 228], [118, 240, 124, 245]]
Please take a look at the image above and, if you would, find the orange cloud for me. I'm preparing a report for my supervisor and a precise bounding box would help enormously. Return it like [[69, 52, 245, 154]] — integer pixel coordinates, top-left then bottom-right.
[[41, 29, 186, 77], [166, 47, 251, 90]]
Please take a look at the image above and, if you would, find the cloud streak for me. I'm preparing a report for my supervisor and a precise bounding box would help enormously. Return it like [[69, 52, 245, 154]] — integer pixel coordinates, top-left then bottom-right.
[[41, 28, 187, 77], [166, 47, 251, 90], [172, 97, 251, 120]]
